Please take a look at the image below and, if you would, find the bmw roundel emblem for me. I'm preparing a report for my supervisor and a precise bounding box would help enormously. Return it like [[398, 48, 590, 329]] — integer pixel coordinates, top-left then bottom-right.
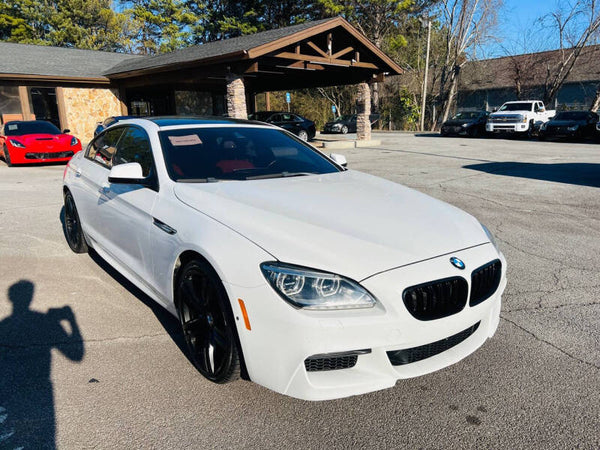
[[450, 257, 465, 270]]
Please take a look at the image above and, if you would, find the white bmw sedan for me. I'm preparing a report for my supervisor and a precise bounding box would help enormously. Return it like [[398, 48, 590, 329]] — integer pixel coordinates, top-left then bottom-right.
[[63, 117, 506, 400]]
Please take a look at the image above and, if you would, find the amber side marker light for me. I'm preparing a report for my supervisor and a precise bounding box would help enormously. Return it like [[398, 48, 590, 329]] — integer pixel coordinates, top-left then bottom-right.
[[238, 298, 252, 330]]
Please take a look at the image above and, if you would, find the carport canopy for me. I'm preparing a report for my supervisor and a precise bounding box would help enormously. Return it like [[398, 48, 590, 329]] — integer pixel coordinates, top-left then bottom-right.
[[106, 17, 403, 139]]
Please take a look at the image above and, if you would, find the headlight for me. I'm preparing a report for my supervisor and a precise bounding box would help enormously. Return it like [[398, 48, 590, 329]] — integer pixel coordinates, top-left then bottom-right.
[[332, 123, 342, 129], [261, 262, 377, 310], [71, 137, 79, 146], [462, 123, 469, 128], [567, 125, 579, 131], [480, 223, 500, 252], [521, 116, 528, 123], [8, 139, 26, 148]]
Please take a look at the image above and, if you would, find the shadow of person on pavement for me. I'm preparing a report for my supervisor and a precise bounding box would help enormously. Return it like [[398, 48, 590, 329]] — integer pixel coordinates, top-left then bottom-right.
[[0, 280, 84, 449]]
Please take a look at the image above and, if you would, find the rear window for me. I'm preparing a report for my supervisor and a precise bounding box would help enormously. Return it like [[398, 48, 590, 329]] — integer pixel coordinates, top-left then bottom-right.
[[159, 126, 340, 182], [4, 121, 61, 136]]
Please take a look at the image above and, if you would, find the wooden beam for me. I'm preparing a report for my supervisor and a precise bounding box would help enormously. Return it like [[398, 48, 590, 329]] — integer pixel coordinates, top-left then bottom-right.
[[56, 87, 69, 131], [245, 62, 259, 73], [295, 44, 300, 54], [274, 51, 379, 69], [332, 46, 354, 59], [307, 41, 328, 58], [285, 61, 325, 70], [355, 51, 360, 63], [18, 86, 32, 120], [327, 33, 332, 55]]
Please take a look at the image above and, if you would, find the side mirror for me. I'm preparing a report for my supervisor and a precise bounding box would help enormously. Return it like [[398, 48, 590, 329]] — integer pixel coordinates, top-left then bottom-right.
[[63, 129, 70, 134], [108, 162, 145, 184], [330, 153, 347, 168]]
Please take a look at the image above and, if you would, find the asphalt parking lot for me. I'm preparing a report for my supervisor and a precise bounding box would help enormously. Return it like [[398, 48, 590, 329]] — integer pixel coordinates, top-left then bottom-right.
[[1, 133, 599, 449]]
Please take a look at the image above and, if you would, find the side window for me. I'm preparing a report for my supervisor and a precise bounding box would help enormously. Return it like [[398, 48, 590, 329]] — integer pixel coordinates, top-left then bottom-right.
[[292, 115, 304, 122], [270, 114, 282, 122], [113, 126, 153, 178], [86, 127, 124, 169], [281, 113, 293, 121]]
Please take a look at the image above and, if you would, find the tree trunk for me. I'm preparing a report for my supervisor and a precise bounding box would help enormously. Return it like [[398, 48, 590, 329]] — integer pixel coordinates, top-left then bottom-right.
[[441, 66, 461, 124]]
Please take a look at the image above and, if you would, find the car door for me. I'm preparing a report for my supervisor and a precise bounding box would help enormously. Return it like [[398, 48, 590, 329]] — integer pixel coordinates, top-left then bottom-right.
[[277, 113, 300, 135], [73, 127, 125, 243], [94, 125, 159, 284]]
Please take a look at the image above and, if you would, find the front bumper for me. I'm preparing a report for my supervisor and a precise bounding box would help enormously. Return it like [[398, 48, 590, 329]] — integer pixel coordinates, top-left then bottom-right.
[[226, 243, 506, 400], [7, 146, 81, 164], [486, 123, 529, 133]]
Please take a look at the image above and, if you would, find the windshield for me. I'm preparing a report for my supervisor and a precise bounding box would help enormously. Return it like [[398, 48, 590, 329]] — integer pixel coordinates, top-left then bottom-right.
[[498, 103, 532, 112], [451, 112, 482, 120], [553, 112, 588, 121], [335, 115, 355, 122], [4, 121, 61, 136], [159, 127, 341, 182]]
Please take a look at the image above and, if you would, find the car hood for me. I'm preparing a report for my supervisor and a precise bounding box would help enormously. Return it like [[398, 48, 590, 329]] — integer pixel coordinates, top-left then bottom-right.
[[173, 171, 488, 280], [443, 119, 477, 126], [10, 134, 72, 146], [546, 119, 586, 127]]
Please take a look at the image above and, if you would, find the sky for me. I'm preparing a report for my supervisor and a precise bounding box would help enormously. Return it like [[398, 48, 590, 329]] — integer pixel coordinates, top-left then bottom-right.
[[481, 0, 565, 58]]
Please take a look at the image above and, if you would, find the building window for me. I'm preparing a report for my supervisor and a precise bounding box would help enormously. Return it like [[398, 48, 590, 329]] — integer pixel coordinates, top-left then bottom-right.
[[0, 85, 22, 122]]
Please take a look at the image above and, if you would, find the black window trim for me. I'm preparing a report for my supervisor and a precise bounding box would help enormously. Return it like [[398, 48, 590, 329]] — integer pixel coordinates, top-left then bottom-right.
[[85, 124, 160, 192]]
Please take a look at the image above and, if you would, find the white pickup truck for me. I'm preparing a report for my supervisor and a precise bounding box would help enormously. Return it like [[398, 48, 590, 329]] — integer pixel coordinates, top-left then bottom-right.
[[486, 100, 555, 135]]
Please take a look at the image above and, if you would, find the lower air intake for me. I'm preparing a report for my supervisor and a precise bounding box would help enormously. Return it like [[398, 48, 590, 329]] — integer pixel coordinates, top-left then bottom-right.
[[304, 349, 371, 372], [387, 322, 480, 366]]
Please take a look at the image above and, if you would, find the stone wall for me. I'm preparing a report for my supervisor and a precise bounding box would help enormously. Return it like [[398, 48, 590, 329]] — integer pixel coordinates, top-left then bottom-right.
[[61, 87, 122, 143]]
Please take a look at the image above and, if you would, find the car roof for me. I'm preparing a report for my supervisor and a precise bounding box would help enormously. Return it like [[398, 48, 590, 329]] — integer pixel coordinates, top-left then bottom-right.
[[4, 120, 53, 125], [115, 116, 278, 130]]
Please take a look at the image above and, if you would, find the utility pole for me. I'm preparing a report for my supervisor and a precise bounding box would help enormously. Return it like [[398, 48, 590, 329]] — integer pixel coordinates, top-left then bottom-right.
[[420, 18, 431, 132]]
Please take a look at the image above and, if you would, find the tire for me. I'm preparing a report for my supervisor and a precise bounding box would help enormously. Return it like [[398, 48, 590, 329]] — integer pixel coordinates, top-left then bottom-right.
[[468, 127, 480, 138], [3, 145, 13, 167], [298, 129, 309, 141], [176, 259, 241, 383], [527, 121, 535, 139], [63, 191, 88, 254], [341, 125, 349, 134]]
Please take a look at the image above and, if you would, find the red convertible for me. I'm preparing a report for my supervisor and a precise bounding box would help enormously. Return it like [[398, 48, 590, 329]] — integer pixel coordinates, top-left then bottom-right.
[[1, 120, 82, 166]]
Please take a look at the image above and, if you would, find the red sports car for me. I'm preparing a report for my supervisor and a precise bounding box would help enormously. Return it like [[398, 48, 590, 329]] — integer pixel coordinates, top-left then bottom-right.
[[0, 120, 82, 166]]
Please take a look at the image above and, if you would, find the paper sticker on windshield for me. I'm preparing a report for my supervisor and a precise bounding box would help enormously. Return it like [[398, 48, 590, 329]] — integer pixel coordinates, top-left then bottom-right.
[[7, 124, 17, 131], [168, 135, 202, 146]]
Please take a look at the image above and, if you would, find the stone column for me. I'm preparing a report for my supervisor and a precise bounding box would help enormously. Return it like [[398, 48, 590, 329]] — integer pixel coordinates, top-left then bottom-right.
[[356, 82, 371, 141], [226, 74, 248, 119]]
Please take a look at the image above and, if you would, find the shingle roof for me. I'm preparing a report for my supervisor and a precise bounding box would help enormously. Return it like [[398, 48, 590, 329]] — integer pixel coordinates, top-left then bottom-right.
[[460, 44, 600, 91], [0, 42, 142, 79], [105, 18, 336, 76]]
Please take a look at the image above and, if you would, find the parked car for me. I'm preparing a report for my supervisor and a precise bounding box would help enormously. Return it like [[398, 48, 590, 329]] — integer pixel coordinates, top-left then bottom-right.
[[94, 115, 137, 136], [539, 111, 599, 141], [0, 120, 82, 166], [486, 100, 555, 137], [248, 111, 315, 141], [323, 114, 380, 134], [440, 111, 489, 137], [63, 117, 506, 401]]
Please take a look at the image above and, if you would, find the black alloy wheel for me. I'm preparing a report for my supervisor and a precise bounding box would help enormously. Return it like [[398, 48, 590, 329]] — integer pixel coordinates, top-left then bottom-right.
[[3, 145, 12, 167], [63, 191, 88, 253], [176, 260, 240, 383]]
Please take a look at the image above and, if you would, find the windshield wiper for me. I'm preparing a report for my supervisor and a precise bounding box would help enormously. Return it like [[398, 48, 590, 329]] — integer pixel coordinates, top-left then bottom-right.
[[244, 172, 316, 180]]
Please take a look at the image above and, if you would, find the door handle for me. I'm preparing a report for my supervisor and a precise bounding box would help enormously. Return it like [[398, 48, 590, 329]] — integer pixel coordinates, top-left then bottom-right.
[[99, 183, 110, 195], [75, 168, 82, 177]]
